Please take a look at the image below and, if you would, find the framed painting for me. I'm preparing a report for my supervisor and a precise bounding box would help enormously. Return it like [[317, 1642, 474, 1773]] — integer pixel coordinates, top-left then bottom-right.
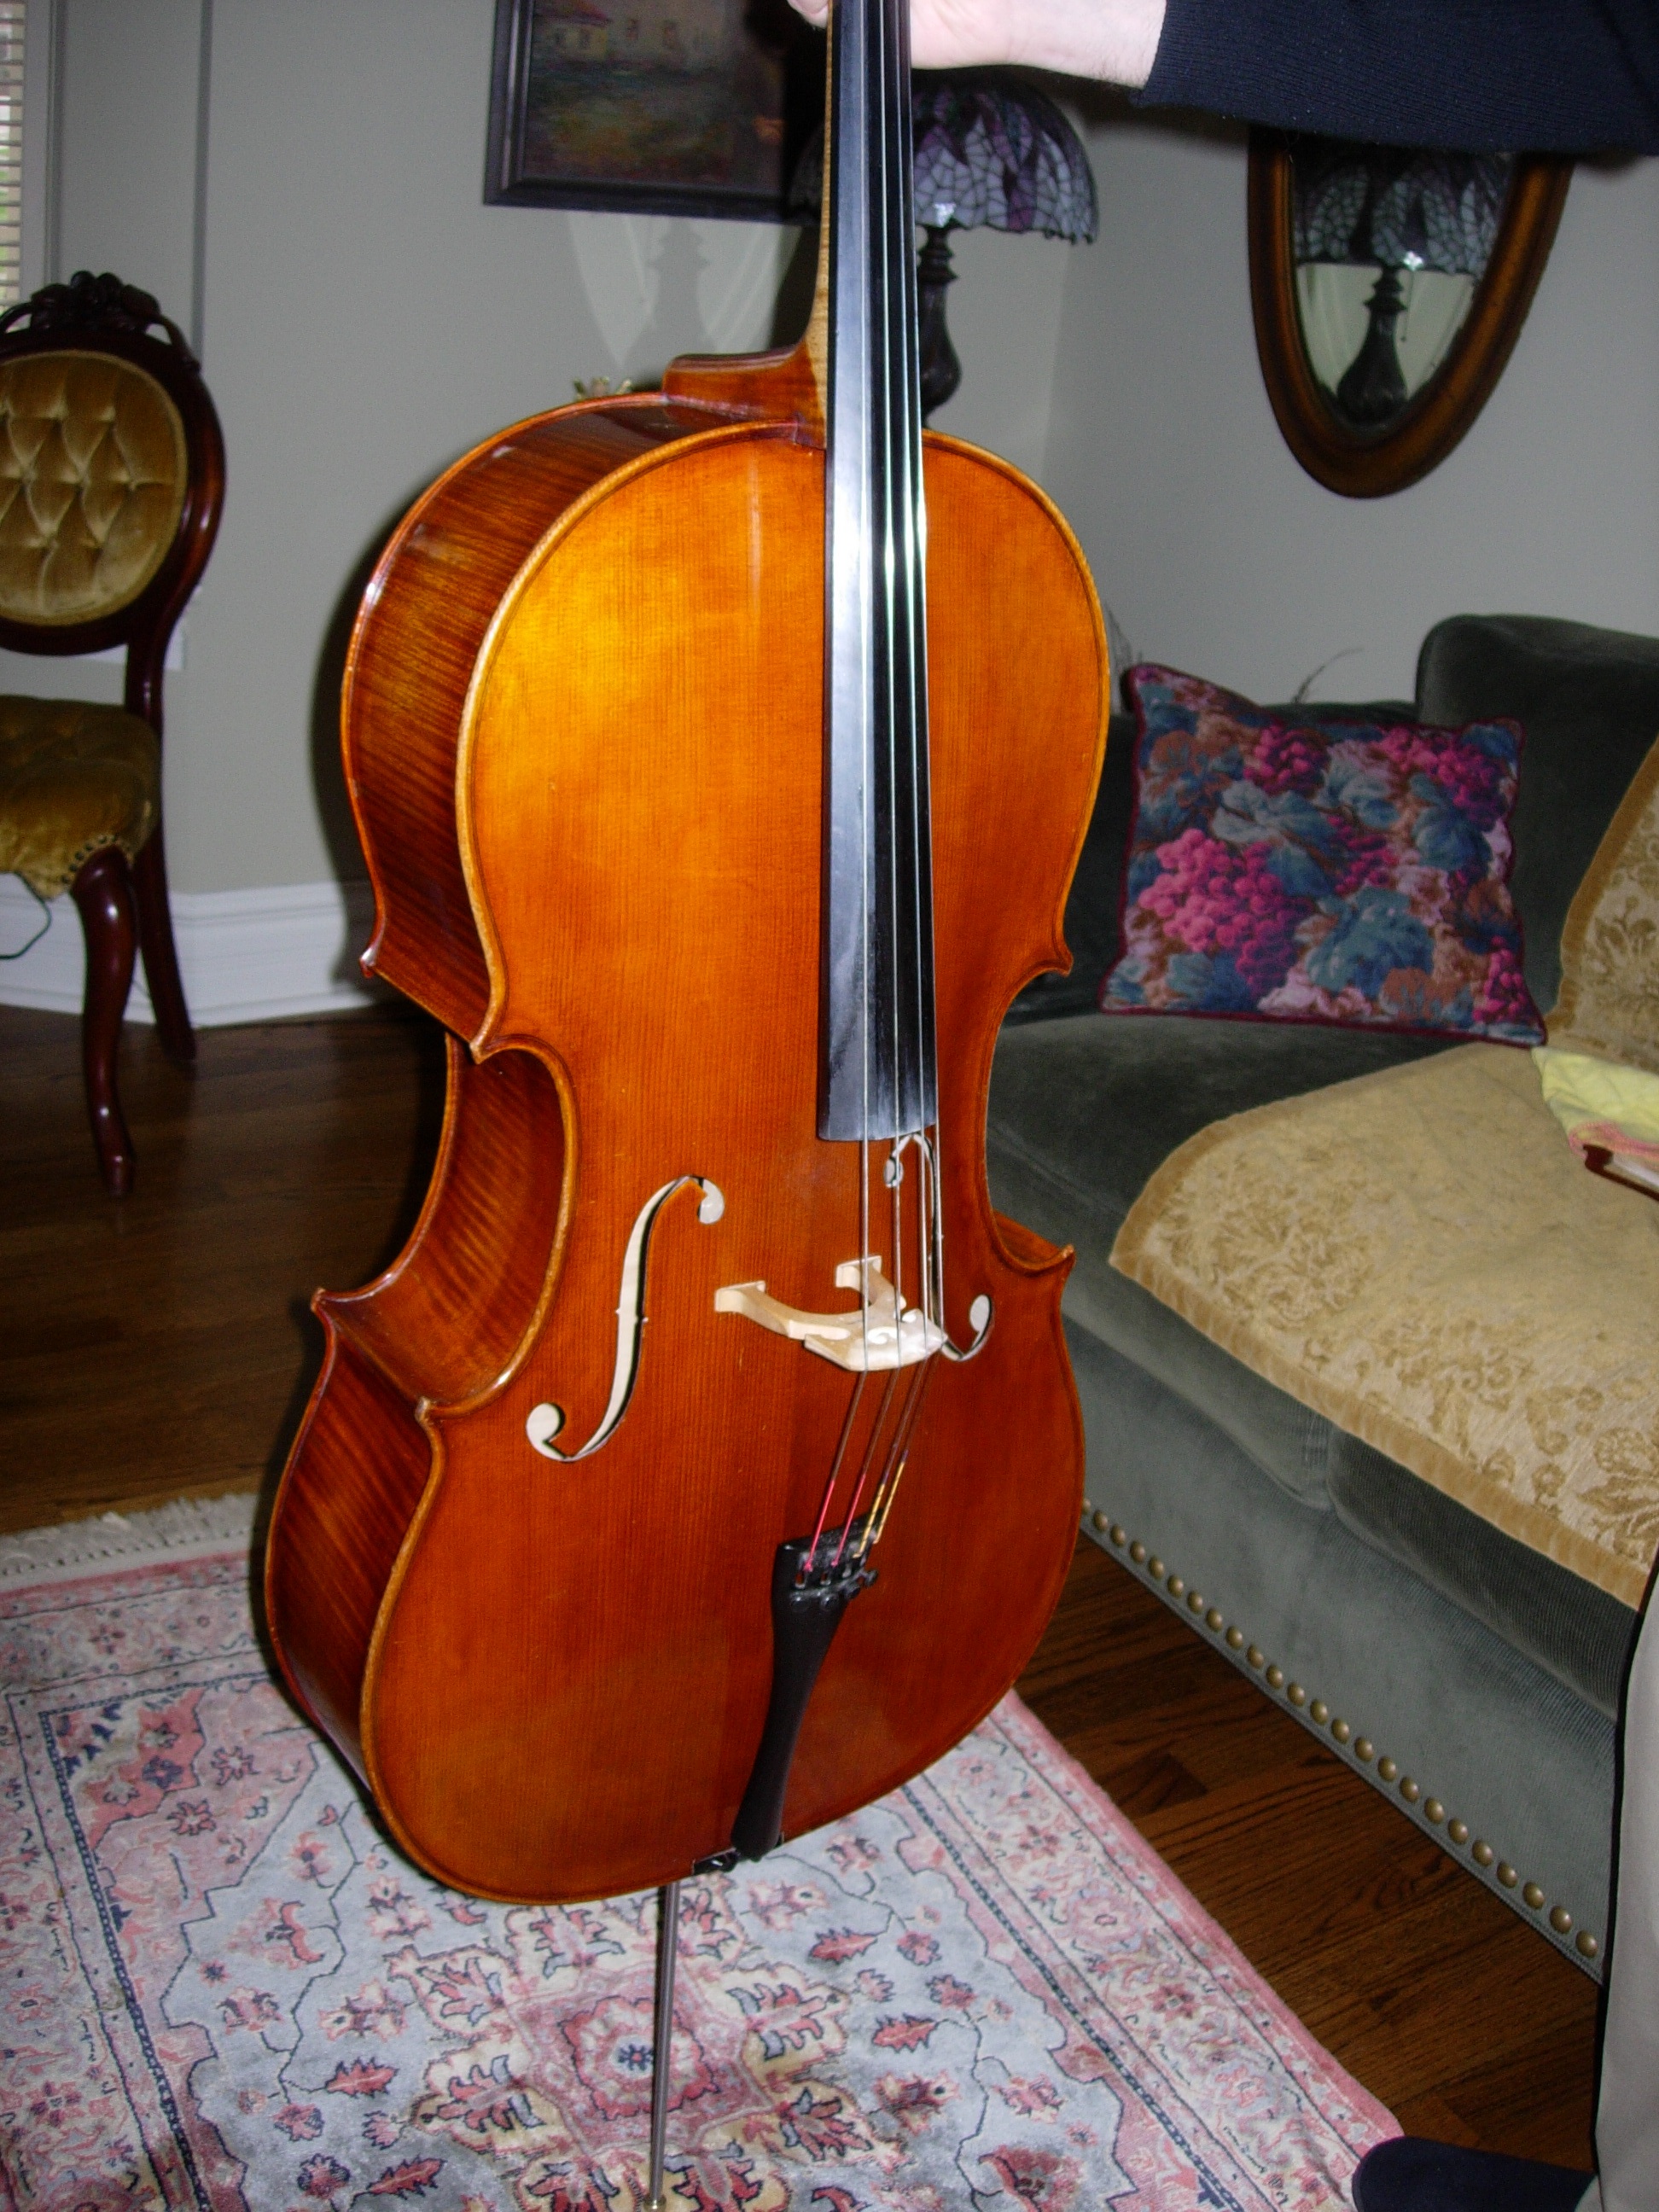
[[485, 0, 825, 221]]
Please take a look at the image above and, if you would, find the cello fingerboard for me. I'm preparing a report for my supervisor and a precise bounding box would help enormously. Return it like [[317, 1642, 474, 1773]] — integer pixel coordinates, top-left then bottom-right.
[[819, 0, 937, 1144]]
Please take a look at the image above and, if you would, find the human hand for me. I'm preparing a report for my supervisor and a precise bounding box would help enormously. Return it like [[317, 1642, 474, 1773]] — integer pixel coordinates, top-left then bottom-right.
[[783, 0, 1163, 84]]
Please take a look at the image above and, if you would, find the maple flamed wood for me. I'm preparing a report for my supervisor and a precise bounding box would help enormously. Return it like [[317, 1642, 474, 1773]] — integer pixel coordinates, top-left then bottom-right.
[[265, 301, 1107, 1901]]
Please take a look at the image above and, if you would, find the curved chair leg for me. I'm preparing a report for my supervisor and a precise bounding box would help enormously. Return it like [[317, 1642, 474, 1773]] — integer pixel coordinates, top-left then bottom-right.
[[70, 847, 139, 1197], [131, 824, 195, 1064]]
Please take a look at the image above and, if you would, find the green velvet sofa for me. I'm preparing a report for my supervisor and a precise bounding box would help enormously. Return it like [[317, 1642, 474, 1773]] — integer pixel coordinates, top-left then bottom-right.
[[987, 614, 1659, 1976]]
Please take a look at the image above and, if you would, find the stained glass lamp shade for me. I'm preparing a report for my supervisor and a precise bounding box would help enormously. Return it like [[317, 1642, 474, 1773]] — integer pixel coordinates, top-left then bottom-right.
[[791, 70, 1097, 419], [1291, 144, 1512, 428]]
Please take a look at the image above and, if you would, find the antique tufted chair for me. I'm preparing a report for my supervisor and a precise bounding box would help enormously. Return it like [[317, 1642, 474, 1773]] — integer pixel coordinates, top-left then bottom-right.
[[0, 271, 224, 1194]]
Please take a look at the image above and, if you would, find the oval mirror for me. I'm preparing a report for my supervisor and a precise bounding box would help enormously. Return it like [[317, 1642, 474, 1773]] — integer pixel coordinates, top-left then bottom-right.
[[1249, 132, 1571, 498]]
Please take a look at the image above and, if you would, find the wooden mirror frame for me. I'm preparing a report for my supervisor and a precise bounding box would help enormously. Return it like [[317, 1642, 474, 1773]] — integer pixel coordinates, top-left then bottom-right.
[[1248, 132, 1573, 498]]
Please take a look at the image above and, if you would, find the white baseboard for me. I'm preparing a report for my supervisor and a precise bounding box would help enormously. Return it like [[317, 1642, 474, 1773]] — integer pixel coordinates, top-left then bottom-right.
[[0, 876, 388, 1027]]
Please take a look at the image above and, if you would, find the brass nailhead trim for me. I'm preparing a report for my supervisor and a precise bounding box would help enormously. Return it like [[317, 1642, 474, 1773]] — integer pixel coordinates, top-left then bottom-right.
[[1091, 1513, 1598, 1962]]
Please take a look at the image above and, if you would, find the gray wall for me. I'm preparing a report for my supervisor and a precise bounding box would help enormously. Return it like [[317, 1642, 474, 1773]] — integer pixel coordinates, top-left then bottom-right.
[[15, 9, 1659, 899], [1046, 108, 1659, 706], [16, 0, 1072, 899]]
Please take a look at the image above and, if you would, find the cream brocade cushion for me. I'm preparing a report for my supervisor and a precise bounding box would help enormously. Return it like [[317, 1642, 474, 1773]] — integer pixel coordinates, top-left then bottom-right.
[[1110, 732, 1659, 1611], [1548, 736, 1659, 1074], [0, 352, 187, 626], [1111, 1046, 1659, 1606]]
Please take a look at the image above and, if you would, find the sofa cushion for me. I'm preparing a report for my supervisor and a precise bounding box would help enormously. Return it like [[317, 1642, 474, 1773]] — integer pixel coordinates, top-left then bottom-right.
[[1101, 665, 1543, 1041], [1548, 734, 1659, 1078], [989, 1013, 1639, 1713], [1006, 697, 1417, 1025], [1112, 1043, 1659, 1610], [985, 1012, 1449, 1503], [1417, 614, 1659, 1013]]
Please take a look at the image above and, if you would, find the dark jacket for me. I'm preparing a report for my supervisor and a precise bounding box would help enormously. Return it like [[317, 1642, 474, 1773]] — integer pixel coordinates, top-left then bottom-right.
[[1141, 0, 1659, 148]]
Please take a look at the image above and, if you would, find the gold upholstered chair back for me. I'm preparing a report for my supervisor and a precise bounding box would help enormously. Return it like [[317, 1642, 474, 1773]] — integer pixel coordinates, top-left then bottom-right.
[[0, 271, 224, 1194], [0, 351, 190, 628]]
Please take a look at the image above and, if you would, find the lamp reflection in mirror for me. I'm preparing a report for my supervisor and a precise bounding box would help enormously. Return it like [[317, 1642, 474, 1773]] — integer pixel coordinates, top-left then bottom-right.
[[1292, 143, 1511, 433]]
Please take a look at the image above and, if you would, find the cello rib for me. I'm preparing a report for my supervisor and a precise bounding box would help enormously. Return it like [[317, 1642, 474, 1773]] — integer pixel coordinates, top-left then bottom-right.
[[265, 1037, 566, 1770]]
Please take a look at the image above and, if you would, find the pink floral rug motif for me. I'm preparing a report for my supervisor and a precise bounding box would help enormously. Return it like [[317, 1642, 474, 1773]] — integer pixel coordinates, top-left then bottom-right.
[[0, 1511, 1395, 2209]]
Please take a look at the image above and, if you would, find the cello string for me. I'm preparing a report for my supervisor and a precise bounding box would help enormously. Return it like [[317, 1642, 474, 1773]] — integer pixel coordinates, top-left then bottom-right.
[[818, 0, 940, 1592], [834, 1363, 904, 1564], [858, 1353, 936, 1558], [893, 0, 929, 1164], [877, 0, 902, 1166], [806, 1365, 871, 1577], [858, 0, 884, 1380], [876, 0, 916, 1336]]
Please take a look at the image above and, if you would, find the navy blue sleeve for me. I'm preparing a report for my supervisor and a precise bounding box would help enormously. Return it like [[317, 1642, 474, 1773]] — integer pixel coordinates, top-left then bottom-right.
[[1138, 0, 1659, 150]]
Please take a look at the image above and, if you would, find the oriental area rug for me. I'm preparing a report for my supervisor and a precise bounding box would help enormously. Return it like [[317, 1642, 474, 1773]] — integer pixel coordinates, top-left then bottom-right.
[[0, 1499, 1395, 2211]]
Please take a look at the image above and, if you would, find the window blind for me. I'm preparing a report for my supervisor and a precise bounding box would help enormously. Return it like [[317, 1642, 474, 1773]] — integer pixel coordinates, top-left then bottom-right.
[[0, 4, 25, 309]]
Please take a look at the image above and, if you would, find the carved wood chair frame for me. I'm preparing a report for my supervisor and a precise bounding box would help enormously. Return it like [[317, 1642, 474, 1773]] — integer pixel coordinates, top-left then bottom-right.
[[0, 271, 226, 1192]]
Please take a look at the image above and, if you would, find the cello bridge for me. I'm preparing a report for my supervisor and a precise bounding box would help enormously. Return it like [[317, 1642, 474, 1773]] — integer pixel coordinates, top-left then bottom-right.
[[714, 1256, 946, 1373]]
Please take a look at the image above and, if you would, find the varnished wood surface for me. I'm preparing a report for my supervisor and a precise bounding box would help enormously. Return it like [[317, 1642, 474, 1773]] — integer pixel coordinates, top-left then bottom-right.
[[0, 1001, 1598, 2163], [344, 395, 749, 1037], [271, 420, 1108, 1902]]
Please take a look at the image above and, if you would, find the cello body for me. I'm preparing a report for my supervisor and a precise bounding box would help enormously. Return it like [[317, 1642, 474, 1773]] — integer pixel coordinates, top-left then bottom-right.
[[265, 354, 1108, 1905]]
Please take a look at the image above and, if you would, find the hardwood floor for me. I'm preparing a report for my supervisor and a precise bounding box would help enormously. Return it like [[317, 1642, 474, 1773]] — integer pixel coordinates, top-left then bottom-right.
[[0, 1000, 1599, 2169]]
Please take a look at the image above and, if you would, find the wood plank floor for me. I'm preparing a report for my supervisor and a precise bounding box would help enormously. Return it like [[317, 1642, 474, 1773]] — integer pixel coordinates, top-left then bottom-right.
[[0, 1000, 1599, 2169]]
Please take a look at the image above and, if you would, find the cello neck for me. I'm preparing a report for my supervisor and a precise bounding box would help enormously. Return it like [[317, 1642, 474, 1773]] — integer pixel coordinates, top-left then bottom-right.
[[819, 0, 938, 1145]]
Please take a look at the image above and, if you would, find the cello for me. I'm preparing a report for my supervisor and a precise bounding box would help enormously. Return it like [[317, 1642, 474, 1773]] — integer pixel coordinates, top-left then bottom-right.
[[265, 0, 1105, 1924]]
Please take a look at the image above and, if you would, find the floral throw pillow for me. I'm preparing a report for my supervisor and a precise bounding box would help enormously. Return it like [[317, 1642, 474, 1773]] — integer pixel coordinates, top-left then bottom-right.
[[1099, 666, 1545, 1043]]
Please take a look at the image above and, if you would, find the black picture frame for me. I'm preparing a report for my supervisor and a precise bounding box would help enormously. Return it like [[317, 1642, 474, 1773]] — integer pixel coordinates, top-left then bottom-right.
[[485, 0, 824, 223]]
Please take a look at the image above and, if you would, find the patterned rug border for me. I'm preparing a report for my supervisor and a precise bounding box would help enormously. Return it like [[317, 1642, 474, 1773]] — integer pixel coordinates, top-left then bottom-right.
[[0, 1492, 259, 1586], [0, 1506, 1397, 2208], [984, 1694, 1396, 2141]]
